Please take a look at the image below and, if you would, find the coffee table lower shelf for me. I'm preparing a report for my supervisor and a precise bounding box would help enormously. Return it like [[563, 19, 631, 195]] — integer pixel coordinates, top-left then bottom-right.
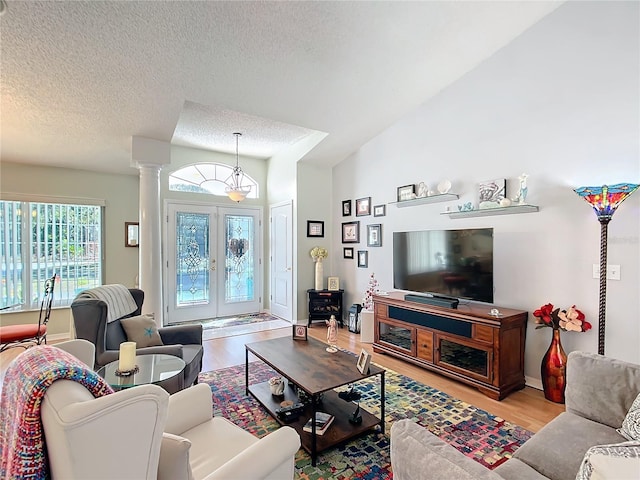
[[248, 381, 381, 457]]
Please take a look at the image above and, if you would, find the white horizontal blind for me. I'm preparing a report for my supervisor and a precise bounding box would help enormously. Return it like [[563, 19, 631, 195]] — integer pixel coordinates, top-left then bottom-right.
[[0, 200, 103, 309]]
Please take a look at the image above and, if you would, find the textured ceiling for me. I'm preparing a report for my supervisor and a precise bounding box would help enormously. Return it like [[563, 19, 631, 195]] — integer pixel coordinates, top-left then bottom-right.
[[0, 1, 562, 175]]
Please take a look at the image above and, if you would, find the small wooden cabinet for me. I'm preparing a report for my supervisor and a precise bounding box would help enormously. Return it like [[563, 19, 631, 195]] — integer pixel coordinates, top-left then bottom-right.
[[373, 292, 527, 400], [307, 289, 344, 327]]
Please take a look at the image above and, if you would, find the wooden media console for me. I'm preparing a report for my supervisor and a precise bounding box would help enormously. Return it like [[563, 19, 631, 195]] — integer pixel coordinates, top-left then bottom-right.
[[372, 292, 527, 400]]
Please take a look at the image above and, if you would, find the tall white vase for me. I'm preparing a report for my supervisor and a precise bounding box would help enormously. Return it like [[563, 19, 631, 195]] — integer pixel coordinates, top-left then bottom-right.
[[314, 259, 323, 290]]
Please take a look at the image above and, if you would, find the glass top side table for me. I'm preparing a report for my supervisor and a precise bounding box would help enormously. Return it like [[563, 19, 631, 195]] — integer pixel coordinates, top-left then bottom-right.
[[97, 353, 186, 393]]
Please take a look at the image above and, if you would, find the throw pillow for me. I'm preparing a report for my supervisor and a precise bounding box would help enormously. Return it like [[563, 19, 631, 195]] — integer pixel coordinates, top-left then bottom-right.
[[618, 392, 640, 441], [120, 313, 164, 348], [575, 440, 640, 480]]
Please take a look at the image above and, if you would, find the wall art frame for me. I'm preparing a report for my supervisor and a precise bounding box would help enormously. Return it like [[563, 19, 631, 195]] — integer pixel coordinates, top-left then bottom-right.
[[125, 222, 139, 248], [343, 247, 354, 259], [367, 224, 382, 247], [355, 197, 371, 216], [373, 204, 386, 217], [342, 221, 360, 243], [342, 199, 352, 217], [397, 184, 415, 202], [357, 250, 368, 268], [327, 276, 340, 291], [306, 220, 324, 238]]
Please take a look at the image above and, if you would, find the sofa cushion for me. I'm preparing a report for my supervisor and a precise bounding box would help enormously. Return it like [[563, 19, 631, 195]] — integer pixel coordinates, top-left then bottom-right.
[[120, 314, 164, 348], [565, 351, 640, 429], [617, 392, 640, 441], [575, 440, 640, 480], [390, 419, 500, 480], [512, 412, 626, 480], [493, 457, 549, 480]]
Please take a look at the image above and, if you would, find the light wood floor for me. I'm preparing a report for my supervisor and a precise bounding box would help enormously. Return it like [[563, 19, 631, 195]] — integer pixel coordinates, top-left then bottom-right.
[[1, 324, 564, 432]]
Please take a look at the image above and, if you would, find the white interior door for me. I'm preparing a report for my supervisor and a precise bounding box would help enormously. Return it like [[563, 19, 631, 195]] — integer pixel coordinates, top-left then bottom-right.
[[269, 201, 293, 322]]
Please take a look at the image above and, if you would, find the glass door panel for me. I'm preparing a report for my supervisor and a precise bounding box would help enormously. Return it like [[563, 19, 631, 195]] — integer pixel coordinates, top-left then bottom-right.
[[176, 212, 211, 307], [216, 207, 261, 317], [377, 319, 415, 356], [166, 203, 216, 324], [435, 334, 492, 383], [224, 214, 254, 303]]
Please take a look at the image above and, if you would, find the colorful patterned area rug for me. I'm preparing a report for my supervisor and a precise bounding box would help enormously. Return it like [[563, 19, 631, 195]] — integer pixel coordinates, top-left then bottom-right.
[[199, 361, 533, 480]]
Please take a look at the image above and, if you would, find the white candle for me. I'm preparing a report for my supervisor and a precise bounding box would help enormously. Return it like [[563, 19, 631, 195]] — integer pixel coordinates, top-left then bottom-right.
[[118, 341, 137, 371]]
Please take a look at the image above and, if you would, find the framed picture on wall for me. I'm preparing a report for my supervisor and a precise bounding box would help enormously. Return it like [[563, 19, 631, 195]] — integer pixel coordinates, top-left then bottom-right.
[[343, 247, 354, 259], [367, 224, 382, 247], [357, 250, 368, 268], [342, 221, 360, 243], [397, 184, 415, 202], [342, 200, 352, 217], [307, 220, 324, 237], [373, 204, 386, 217], [125, 222, 139, 247], [355, 197, 371, 216]]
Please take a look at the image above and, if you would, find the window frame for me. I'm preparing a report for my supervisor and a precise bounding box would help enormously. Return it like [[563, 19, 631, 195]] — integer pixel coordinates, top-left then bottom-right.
[[0, 195, 105, 310]]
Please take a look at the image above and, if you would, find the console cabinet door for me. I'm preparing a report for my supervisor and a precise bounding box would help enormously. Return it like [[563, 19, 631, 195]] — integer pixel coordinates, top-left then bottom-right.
[[434, 333, 493, 384], [416, 330, 434, 363], [376, 318, 416, 356]]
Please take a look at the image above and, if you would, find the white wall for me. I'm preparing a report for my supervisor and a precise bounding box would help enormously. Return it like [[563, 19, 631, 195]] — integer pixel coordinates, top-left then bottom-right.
[[332, 1, 640, 384], [0, 162, 140, 335], [296, 162, 333, 320]]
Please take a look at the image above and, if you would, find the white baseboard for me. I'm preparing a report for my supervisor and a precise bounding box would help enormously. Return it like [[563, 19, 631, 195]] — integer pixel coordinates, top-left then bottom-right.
[[525, 375, 543, 391], [48, 332, 72, 342]]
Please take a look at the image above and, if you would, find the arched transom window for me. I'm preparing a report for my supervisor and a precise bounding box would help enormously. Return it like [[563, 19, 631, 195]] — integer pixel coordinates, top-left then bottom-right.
[[169, 163, 258, 198]]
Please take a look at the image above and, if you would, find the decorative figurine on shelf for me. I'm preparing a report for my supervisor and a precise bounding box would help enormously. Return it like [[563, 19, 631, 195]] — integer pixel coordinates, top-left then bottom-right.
[[326, 315, 338, 353], [515, 173, 529, 205]]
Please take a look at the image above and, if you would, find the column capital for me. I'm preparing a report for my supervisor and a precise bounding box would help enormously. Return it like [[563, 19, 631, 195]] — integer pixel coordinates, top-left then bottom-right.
[[131, 136, 171, 169]]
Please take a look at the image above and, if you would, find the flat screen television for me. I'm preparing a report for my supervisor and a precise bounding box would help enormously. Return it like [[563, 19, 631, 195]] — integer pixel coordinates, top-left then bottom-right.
[[393, 228, 494, 304]]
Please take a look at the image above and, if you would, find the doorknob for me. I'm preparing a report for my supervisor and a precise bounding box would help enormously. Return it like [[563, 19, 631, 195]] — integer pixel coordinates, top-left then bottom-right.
[[210, 259, 216, 271], [286, 267, 292, 271]]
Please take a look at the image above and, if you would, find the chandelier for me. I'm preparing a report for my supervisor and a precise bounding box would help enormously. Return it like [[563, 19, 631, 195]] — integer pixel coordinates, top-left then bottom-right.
[[225, 132, 251, 202]]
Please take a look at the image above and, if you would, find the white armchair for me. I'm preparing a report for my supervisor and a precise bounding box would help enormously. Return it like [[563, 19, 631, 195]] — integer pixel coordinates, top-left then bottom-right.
[[40, 380, 299, 480], [41, 380, 169, 479], [160, 383, 301, 480]]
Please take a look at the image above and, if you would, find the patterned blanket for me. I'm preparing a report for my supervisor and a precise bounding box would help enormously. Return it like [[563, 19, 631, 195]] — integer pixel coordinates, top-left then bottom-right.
[[0, 345, 113, 479]]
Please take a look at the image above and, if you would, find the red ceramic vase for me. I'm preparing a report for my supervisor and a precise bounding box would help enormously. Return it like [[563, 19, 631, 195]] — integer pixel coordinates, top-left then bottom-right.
[[541, 328, 567, 403]]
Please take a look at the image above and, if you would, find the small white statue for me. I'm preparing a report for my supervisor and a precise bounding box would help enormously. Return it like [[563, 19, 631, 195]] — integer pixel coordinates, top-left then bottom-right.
[[326, 315, 338, 353], [516, 173, 529, 205]]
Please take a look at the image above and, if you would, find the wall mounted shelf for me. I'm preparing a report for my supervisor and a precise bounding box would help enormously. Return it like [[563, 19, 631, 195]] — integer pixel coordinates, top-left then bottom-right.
[[391, 193, 459, 208], [441, 204, 539, 219]]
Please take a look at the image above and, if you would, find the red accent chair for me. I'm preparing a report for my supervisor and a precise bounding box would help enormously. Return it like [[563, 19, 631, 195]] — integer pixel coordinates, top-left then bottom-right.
[[0, 274, 56, 352]]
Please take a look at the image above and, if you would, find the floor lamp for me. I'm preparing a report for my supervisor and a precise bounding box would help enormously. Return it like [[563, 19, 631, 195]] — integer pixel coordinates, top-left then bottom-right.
[[574, 183, 639, 355]]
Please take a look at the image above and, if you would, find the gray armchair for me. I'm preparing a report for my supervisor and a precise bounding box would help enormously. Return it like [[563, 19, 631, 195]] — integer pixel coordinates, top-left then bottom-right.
[[71, 288, 203, 389]]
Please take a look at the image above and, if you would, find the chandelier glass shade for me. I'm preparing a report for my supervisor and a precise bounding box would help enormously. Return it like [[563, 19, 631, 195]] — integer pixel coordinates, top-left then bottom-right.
[[225, 132, 252, 202]]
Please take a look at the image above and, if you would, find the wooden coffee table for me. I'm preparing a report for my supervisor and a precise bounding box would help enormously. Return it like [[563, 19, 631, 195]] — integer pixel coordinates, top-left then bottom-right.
[[245, 336, 385, 466]]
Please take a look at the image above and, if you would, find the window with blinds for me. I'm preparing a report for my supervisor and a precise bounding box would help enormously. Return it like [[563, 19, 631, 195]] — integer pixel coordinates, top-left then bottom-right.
[[0, 200, 103, 310]]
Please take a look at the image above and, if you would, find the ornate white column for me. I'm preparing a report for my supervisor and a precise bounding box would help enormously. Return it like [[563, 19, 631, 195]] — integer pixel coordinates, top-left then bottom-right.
[[132, 137, 171, 327]]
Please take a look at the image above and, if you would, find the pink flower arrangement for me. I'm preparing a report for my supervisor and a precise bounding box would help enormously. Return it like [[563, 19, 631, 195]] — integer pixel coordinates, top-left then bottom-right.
[[533, 303, 592, 332]]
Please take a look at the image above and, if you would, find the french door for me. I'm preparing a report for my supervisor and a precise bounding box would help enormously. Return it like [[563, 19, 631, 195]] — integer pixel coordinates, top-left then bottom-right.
[[165, 202, 261, 324]]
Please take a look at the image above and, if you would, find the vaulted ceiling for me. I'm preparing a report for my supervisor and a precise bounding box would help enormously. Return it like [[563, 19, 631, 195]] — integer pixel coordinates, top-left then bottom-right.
[[0, 1, 562, 175]]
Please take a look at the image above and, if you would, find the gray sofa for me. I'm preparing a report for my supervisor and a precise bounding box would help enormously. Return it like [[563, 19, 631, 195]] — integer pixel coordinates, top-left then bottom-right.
[[391, 351, 640, 480]]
